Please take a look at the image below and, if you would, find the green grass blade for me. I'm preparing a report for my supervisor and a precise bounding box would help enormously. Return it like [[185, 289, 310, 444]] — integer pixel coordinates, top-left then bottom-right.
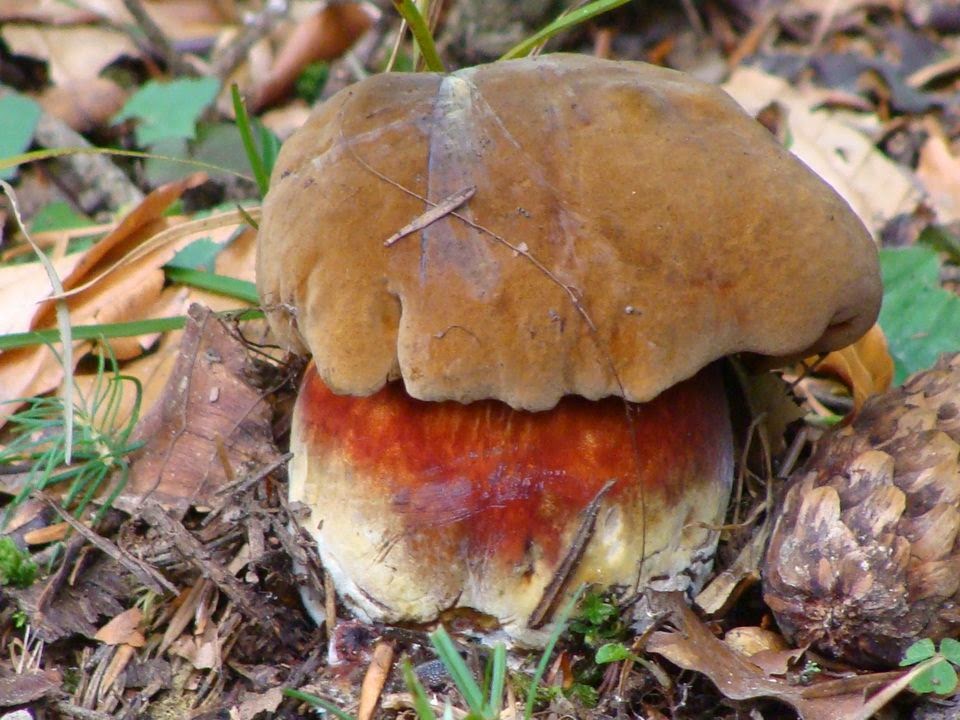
[[282, 688, 357, 720], [500, 0, 632, 60], [429, 626, 485, 715], [524, 584, 587, 720], [163, 267, 260, 303], [392, 0, 446, 72], [402, 659, 439, 720], [231, 84, 270, 198], [0, 310, 263, 351], [0, 146, 253, 181], [487, 643, 506, 715]]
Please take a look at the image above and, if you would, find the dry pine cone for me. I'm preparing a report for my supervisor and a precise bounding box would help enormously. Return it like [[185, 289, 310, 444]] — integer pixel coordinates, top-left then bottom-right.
[[764, 353, 960, 667]]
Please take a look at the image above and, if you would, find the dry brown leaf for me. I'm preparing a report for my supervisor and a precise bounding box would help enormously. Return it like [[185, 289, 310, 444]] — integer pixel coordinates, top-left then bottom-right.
[[724, 626, 790, 657], [0, 173, 236, 426], [814, 324, 894, 411], [0, 669, 62, 707], [916, 119, 960, 223], [70, 225, 262, 435], [98, 643, 137, 700], [94, 607, 145, 647], [0, 0, 232, 41], [23, 522, 70, 545], [723, 67, 920, 234], [646, 592, 887, 720], [249, 2, 378, 111], [115, 304, 279, 514], [1, 25, 136, 86], [0, 253, 82, 336], [39, 77, 128, 133], [235, 686, 285, 720], [358, 641, 395, 720]]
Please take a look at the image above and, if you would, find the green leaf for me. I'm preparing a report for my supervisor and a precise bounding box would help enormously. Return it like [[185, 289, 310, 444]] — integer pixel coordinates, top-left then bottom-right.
[[0, 93, 42, 180], [500, 0, 631, 60], [29, 201, 94, 233], [296, 61, 330, 103], [595, 642, 633, 664], [879, 246, 960, 383], [165, 237, 222, 271], [918, 225, 960, 265], [940, 638, 960, 666], [115, 77, 220, 146], [901, 638, 937, 666], [909, 659, 958, 695], [577, 592, 617, 626]]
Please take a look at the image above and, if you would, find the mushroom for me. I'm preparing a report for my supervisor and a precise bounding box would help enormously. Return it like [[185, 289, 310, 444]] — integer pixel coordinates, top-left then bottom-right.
[[256, 54, 882, 642]]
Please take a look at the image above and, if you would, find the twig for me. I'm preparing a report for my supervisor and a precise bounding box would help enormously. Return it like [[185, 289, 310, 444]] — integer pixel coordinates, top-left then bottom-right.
[[0, 84, 144, 212], [383, 186, 475, 246], [121, 0, 197, 77], [54, 702, 114, 720], [529, 479, 615, 627], [139, 502, 281, 635], [211, 0, 291, 81], [41, 496, 177, 595]]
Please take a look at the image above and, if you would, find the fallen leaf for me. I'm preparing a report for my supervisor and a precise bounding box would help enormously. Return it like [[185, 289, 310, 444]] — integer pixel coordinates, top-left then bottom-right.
[[724, 626, 790, 657], [249, 2, 378, 111], [646, 592, 888, 720], [234, 686, 285, 720], [95, 606, 145, 647], [115, 304, 280, 514], [814, 324, 894, 411], [916, 119, 960, 223], [723, 66, 920, 233], [39, 77, 128, 133], [1, 25, 136, 86]]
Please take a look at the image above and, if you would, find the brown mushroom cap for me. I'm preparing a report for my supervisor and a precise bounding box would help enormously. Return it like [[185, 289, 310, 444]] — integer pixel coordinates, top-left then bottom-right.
[[257, 53, 881, 411]]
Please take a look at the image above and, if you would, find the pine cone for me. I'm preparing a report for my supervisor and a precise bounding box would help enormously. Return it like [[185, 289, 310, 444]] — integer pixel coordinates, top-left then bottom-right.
[[764, 353, 960, 667]]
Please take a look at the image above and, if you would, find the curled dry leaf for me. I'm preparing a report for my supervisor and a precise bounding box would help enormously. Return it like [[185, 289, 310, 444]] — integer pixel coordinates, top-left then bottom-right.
[[0, 173, 208, 424], [1, 25, 136, 86], [39, 77, 128, 133], [812, 323, 895, 413], [249, 1, 379, 111], [646, 592, 886, 720]]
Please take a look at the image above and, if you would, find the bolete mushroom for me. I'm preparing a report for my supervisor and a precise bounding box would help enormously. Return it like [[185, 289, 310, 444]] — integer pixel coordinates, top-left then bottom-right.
[[256, 54, 881, 642]]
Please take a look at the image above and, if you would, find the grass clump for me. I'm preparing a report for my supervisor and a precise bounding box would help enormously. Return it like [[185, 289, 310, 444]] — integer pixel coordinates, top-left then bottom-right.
[[0, 537, 37, 587], [1, 351, 143, 525]]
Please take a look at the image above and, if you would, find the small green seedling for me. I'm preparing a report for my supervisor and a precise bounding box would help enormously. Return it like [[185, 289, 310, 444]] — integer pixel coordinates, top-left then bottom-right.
[[900, 638, 960, 695], [0, 537, 37, 588]]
